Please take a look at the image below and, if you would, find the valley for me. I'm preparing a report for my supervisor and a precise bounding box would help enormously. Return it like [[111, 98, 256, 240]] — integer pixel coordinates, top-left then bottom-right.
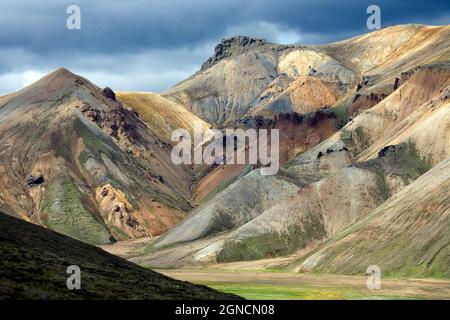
[[159, 268, 450, 300], [1, 23, 450, 299]]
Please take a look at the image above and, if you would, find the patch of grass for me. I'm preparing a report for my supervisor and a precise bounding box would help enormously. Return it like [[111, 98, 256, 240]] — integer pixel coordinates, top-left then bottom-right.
[[42, 175, 111, 245], [217, 219, 326, 263], [197, 282, 412, 300], [332, 98, 351, 129]]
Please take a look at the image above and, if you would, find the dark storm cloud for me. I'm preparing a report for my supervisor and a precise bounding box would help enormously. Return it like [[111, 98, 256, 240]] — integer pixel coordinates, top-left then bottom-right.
[[0, 0, 449, 93]]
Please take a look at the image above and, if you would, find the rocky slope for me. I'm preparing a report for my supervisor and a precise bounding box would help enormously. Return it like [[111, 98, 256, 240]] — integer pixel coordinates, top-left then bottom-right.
[[163, 25, 450, 127], [0, 212, 238, 299], [296, 156, 450, 278], [130, 24, 450, 272], [0, 68, 194, 244], [2, 24, 449, 281]]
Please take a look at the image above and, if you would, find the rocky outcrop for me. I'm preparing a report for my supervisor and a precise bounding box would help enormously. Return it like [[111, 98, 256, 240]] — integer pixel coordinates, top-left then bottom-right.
[[201, 36, 267, 70], [78, 101, 140, 142], [25, 174, 45, 187], [101, 87, 116, 101], [95, 184, 148, 240]]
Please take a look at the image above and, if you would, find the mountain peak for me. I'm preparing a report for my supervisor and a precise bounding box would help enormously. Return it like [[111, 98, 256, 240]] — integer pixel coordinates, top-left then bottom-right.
[[201, 36, 268, 70], [52, 67, 74, 76], [220, 35, 267, 47], [5, 68, 96, 107], [43, 67, 88, 86]]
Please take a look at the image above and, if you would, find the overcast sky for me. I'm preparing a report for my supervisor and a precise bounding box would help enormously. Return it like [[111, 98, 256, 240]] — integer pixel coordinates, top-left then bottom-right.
[[0, 0, 449, 94]]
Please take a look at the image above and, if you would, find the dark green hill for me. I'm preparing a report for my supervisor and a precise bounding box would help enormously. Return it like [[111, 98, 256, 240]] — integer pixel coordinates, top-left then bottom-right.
[[0, 212, 240, 300]]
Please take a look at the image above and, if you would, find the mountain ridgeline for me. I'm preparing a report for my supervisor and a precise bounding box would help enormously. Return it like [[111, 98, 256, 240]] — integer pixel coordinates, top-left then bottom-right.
[[0, 24, 449, 280]]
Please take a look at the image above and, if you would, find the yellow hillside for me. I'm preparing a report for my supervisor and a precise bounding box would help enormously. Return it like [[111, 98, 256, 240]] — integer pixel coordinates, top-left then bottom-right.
[[117, 91, 210, 140]]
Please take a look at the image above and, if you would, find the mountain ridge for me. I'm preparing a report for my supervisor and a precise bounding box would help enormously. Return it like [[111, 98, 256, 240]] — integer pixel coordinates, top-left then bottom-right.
[[118, 24, 450, 275], [1, 24, 449, 281]]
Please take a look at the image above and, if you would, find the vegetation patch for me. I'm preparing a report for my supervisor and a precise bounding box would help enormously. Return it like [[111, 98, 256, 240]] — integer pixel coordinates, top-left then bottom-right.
[[42, 175, 111, 245], [217, 216, 326, 263], [332, 97, 352, 129]]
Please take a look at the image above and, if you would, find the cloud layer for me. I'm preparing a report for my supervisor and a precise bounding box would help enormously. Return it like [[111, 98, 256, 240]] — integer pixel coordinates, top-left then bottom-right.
[[0, 0, 449, 94]]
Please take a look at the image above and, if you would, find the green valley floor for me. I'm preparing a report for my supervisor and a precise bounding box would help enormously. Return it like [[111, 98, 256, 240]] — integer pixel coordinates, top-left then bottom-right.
[[158, 269, 450, 300]]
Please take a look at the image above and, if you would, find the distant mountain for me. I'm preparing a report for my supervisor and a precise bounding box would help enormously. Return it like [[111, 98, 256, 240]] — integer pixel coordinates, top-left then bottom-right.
[[163, 25, 450, 125], [131, 25, 450, 277]]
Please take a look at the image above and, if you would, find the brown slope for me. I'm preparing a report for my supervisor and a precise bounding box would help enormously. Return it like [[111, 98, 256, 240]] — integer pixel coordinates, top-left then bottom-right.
[[0, 68, 192, 244], [191, 108, 338, 204], [251, 76, 341, 116], [355, 64, 450, 163]]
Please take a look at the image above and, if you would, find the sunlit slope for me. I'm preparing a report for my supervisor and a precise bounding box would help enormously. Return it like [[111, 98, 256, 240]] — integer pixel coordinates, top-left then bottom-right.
[[117, 91, 210, 140]]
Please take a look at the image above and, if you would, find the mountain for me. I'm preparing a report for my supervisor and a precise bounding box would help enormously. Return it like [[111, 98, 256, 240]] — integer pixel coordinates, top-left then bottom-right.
[[1, 24, 449, 281], [163, 25, 450, 126], [130, 24, 450, 274], [0, 68, 195, 244], [0, 212, 239, 299]]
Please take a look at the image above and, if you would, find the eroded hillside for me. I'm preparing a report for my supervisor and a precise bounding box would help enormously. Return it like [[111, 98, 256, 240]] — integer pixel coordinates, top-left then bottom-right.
[[0, 69, 194, 244], [2, 24, 449, 280], [126, 24, 450, 274]]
